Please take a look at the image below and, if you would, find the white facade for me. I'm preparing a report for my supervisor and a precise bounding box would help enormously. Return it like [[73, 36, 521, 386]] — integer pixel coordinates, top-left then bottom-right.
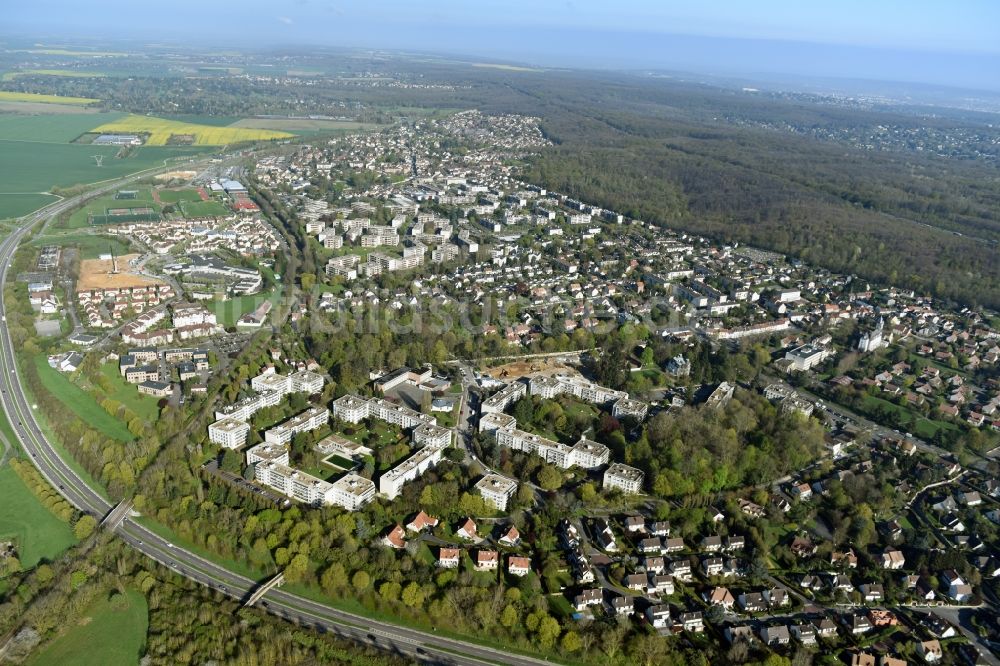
[[379, 443, 444, 499], [604, 463, 645, 494], [481, 381, 527, 414], [264, 406, 330, 445], [208, 418, 250, 449], [475, 474, 518, 510], [246, 441, 290, 467]]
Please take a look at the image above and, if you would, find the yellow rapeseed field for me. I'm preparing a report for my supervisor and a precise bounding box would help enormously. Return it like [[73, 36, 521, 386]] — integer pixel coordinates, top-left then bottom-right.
[[91, 114, 294, 146], [0, 91, 98, 105]]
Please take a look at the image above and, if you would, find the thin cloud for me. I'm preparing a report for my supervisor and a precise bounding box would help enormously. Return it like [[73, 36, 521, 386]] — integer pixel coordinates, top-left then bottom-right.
[[277, 16, 294, 25]]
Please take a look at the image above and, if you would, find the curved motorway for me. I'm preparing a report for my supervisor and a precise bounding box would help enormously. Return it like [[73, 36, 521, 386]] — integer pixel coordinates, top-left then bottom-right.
[[0, 181, 551, 666]]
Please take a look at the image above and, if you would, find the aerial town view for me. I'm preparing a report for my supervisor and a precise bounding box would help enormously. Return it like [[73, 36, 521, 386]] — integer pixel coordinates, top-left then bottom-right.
[[1, 2, 999, 665]]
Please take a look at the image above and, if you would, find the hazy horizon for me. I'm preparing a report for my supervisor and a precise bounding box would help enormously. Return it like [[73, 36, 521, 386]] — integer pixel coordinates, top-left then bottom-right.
[[4, 0, 999, 92]]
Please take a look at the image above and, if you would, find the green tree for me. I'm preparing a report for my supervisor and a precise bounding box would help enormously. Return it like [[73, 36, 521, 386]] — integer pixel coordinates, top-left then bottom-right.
[[74, 514, 97, 540], [401, 581, 425, 609], [536, 465, 563, 491], [536, 615, 561, 648], [320, 563, 347, 595], [500, 604, 519, 628], [284, 553, 309, 583], [560, 630, 582, 653], [352, 570, 370, 591]]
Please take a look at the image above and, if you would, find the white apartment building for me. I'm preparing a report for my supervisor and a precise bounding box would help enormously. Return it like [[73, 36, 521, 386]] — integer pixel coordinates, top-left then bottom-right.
[[328, 472, 377, 510], [214, 389, 282, 422], [479, 412, 517, 433], [208, 418, 251, 449], [331, 394, 450, 500], [290, 370, 325, 394], [604, 463, 645, 494], [379, 443, 444, 499], [172, 304, 217, 328], [784, 344, 831, 372], [529, 375, 627, 405], [330, 394, 372, 423], [612, 397, 649, 421], [251, 369, 325, 398], [246, 441, 290, 467], [264, 406, 330, 445], [494, 427, 610, 470], [254, 462, 333, 507], [475, 474, 518, 511], [481, 381, 527, 414]]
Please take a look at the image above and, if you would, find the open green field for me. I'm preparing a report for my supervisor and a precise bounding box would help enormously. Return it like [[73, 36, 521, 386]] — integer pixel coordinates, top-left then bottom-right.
[[159, 115, 241, 127], [0, 193, 61, 220], [0, 113, 125, 142], [0, 101, 102, 116], [30, 232, 133, 260], [26, 589, 148, 666], [0, 112, 210, 220], [0, 464, 77, 569], [859, 394, 959, 440], [0, 91, 97, 105], [180, 199, 230, 218], [2, 69, 104, 81], [33, 355, 135, 442], [85, 363, 161, 422], [228, 118, 379, 132], [207, 289, 279, 328]]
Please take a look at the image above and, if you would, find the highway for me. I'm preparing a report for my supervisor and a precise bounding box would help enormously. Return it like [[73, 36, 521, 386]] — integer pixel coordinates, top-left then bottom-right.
[[0, 180, 553, 666]]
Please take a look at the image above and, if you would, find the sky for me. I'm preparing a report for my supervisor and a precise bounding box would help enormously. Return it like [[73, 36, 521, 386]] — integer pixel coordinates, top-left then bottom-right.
[[6, 0, 1000, 91]]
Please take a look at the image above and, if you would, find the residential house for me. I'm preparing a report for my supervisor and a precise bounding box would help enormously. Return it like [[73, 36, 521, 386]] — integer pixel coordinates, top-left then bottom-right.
[[438, 548, 460, 569], [456, 518, 478, 541], [508, 556, 531, 577]]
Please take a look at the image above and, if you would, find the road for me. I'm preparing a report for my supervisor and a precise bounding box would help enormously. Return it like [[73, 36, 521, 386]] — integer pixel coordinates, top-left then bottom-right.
[[0, 180, 555, 665]]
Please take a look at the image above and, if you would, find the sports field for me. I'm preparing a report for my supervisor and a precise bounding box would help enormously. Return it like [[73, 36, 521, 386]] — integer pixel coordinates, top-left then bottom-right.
[[62, 188, 159, 230], [25, 589, 148, 666], [0, 464, 77, 569], [180, 199, 230, 217], [0, 91, 98, 105], [155, 188, 204, 204], [91, 114, 294, 146], [32, 355, 135, 442]]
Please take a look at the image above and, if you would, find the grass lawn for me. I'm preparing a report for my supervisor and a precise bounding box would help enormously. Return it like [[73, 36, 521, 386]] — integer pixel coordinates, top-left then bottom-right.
[[84, 363, 160, 422], [547, 593, 575, 619], [325, 454, 356, 469], [30, 232, 133, 260], [300, 465, 340, 482], [207, 290, 278, 328], [33, 355, 135, 442], [179, 198, 230, 218], [340, 420, 403, 449], [155, 188, 203, 204], [26, 589, 147, 666], [859, 394, 958, 440], [0, 464, 77, 568]]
